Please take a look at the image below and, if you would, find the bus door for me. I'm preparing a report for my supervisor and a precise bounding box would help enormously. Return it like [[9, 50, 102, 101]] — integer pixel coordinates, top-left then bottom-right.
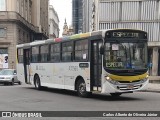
[[91, 40, 102, 91], [23, 49, 31, 84]]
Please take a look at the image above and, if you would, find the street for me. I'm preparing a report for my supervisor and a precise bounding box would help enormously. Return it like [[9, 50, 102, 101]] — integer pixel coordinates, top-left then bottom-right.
[[0, 83, 160, 111]]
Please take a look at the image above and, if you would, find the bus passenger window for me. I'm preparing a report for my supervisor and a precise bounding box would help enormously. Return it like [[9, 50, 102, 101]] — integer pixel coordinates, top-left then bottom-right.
[[50, 43, 60, 62], [40, 45, 49, 62], [75, 40, 88, 61], [62, 42, 73, 62], [31, 46, 39, 63]]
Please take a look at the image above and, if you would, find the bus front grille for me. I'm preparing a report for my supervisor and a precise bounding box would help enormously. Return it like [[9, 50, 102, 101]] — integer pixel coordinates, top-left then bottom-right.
[[117, 84, 142, 91]]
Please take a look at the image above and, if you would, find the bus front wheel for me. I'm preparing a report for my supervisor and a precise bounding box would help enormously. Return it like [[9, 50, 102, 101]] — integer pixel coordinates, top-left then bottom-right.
[[77, 80, 90, 97], [34, 75, 42, 90]]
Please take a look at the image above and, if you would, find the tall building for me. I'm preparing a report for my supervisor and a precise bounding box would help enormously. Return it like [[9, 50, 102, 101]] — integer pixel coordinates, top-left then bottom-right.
[[83, 0, 94, 32], [0, 0, 49, 69], [49, 5, 59, 39], [72, 0, 83, 34], [72, 0, 94, 33]]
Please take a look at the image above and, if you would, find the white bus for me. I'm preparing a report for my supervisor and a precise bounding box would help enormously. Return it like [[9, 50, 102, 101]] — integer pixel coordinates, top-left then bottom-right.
[[17, 29, 149, 97]]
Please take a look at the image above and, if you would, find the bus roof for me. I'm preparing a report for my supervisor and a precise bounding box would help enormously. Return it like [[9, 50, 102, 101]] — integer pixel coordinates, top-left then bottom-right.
[[16, 29, 146, 48]]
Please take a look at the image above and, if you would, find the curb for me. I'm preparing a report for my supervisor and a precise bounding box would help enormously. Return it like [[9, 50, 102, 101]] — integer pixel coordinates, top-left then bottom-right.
[[140, 90, 160, 93]]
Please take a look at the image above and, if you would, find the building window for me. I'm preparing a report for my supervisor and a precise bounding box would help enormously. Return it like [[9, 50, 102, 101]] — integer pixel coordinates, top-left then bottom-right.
[[0, 28, 6, 38], [0, 0, 6, 11]]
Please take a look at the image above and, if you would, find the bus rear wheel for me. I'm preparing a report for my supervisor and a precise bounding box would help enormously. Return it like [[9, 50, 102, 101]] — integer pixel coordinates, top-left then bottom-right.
[[77, 80, 90, 97], [34, 75, 42, 90]]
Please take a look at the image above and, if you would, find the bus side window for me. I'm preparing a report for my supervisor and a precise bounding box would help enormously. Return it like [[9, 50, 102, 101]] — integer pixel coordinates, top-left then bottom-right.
[[62, 41, 73, 62], [40, 45, 49, 62], [31, 46, 39, 63], [50, 43, 60, 62], [75, 39, 88, 61]]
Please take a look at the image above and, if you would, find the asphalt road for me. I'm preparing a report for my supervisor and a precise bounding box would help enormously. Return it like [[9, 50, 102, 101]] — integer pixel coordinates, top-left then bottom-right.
[[0, 83, 160, 120]]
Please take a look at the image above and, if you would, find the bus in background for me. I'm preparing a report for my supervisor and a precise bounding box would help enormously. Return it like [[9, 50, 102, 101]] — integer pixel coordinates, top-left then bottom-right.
[[16, 29, 149, 97]]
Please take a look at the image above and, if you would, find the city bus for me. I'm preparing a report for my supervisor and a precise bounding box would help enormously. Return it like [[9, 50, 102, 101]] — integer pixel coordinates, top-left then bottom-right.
[[16, 29, 149, 97]]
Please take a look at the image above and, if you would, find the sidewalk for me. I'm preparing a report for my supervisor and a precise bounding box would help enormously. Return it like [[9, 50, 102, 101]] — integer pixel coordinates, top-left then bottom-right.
[[142, 83, 160, 93]]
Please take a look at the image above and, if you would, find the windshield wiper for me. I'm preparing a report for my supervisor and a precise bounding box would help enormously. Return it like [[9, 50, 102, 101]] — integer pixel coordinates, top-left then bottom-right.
[[128, 43, 132, 69]]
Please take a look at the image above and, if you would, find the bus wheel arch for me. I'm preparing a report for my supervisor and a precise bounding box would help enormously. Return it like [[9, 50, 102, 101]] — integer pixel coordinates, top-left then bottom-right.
[[34, 74, 42, 90], [75, 76, 84, 90], [75, 76, 90, 97]]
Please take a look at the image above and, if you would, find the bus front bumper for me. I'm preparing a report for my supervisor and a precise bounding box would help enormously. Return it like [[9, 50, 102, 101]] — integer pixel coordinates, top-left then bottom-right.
[[101, 79, 149, 94]]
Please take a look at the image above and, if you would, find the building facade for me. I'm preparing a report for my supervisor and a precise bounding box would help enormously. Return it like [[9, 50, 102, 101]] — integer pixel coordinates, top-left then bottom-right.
[[82, 0, 94, 32], [32, 0, 49, 40], [0, 0, 49, 69], [49, 5, 59, 39]]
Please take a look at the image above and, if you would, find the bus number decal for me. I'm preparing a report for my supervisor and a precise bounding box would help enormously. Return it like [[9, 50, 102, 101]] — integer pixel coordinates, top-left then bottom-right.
[[36, 65, 45, 71], [69, 66, 78, 71]]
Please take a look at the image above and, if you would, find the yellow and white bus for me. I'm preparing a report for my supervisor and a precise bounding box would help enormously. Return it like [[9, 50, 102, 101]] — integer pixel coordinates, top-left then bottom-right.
[[16, 29, 149, 97]]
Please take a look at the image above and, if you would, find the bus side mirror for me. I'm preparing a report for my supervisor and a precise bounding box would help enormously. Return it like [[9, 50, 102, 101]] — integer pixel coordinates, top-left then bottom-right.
[[100, 45, 104, 55]]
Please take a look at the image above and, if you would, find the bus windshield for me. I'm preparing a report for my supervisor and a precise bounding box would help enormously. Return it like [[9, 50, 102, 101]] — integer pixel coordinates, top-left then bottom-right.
[[104, 41, 147, 70]]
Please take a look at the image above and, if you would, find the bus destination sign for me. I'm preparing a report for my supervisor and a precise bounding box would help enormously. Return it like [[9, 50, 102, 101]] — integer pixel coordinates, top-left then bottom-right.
[[112, 32, 139, 38], [106, 31, 147, 39]]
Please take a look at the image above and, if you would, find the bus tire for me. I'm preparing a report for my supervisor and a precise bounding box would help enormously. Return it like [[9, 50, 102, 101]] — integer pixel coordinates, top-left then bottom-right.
[[77, 79, 89, 97], [110, 93, 122, 97], [34, 75, 42, 90]]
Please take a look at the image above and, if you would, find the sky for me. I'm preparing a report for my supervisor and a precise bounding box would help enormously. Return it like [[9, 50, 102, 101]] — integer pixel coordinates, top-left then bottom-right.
[[49, 0, 72, 37]]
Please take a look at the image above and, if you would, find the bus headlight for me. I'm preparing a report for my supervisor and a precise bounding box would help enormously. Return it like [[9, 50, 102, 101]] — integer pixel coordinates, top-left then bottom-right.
[[146, 75, 149, 79], [140, 75, 149, 83], [105, 76, 119, 85], [105, 76, 110, 80]]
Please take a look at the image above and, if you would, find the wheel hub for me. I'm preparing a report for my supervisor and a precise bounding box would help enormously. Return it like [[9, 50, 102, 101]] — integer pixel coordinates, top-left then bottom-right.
[[79, 83, 86, 94]]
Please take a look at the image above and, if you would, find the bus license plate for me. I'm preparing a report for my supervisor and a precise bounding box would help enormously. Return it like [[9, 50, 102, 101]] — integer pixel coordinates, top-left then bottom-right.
[[127, 85, 134, 89]]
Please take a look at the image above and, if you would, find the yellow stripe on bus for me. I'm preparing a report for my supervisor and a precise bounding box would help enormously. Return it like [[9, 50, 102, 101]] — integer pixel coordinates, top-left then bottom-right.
[[109, 73, 147, 82]]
